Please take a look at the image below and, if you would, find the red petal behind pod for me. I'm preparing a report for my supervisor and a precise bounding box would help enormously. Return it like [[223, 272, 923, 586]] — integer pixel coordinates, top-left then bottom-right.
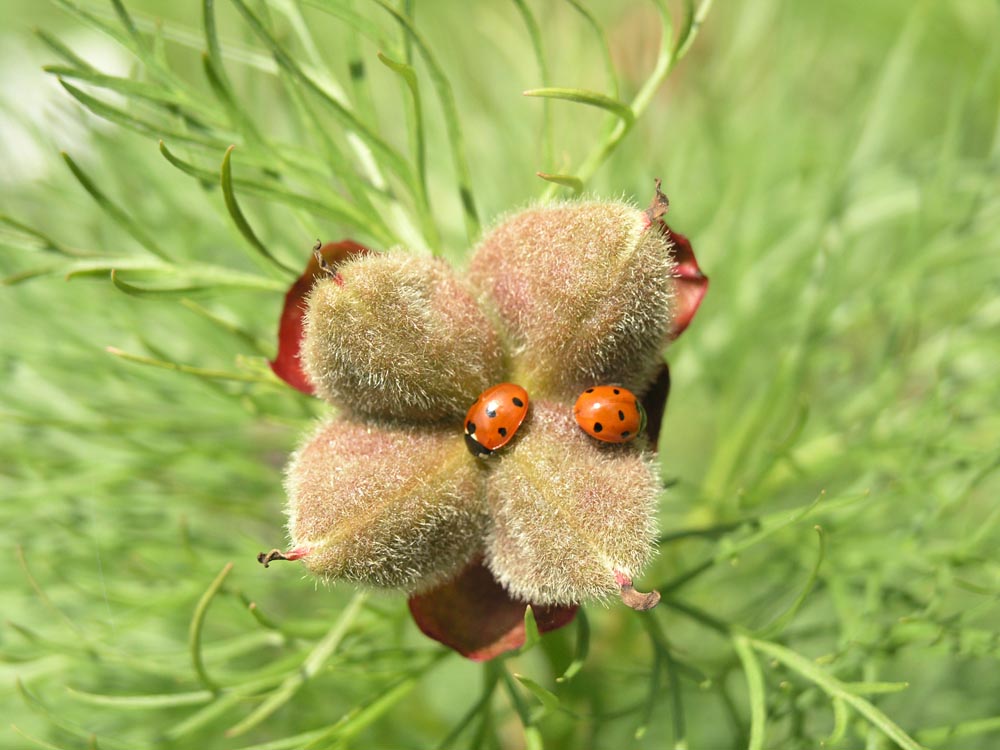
[[270, 240, 371, 394], [660, 224, 708, 339], [641, 363, 671, 451], [408, 557, 578, 661]]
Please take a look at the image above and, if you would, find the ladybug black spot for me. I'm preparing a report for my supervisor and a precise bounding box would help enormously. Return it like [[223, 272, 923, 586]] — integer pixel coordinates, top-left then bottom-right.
[[486, 409, 497, 418], [593, 422, 603, 433], [464, 432, 493, 458], [498, 427, 508, 437], [622, 431, 630, 438], [466, 421, 476, 434], [586, 388, 594, 393], [613, 388, 620, 395], [618, 410, 625, 421], [512, 397, 524, 407]]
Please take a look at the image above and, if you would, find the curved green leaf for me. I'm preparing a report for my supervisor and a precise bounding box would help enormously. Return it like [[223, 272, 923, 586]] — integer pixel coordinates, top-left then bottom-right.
[[372, 0, 480, 241], [536, 172, 583, 194], [61, 151, 170, 261], [220, 146, 296, 277], [523, 87, 634, 127]]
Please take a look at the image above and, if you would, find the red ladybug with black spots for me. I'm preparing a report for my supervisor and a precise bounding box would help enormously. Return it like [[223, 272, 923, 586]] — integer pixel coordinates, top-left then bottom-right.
[[464, 383, 529, 457], [573, 385, 646, 444]]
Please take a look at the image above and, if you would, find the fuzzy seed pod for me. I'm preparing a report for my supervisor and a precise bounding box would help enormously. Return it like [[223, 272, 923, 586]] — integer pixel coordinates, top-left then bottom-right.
[[285, 418, 489, 592], [484, 401, 660, 606], [303, 253, 505, 422], [468, 200, 677, 401]]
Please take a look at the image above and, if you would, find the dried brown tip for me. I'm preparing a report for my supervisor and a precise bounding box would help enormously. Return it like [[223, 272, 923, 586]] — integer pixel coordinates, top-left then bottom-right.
[[257, 546, 310, 568], [644, 178, 670, 225], [312, 248, 339, 280], [616, 571, 661, 611]]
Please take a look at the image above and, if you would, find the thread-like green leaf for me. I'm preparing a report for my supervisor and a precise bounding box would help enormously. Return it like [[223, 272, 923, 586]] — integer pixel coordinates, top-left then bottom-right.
[[16, 680, 137, 750], [224, 592, 368, 737], [10, 724, 73, 750], [227, 0, 417, 200], [46, 64, 220, 118], [160, 141, 385, 241], [376, 50, 438, 247], [58, 79, 230, 149], [220, 146, 297, 277], [523, 87, 634, 127], [65, 686, 213, 708], [34, 28, 94, 69], [189, 563, 233, 692], [556, 609, 590, 682], [61, 151, 170, 261], [828, 696, 849, 745], [564, 0, 619, 97], [733, 633, 767, 750], [634, 640, 662, 739], [749, 638, 927, 750], [500, 669, 544, 750], [514, 674, 560, 717], [535, 172, 583, 194], [106, 347, 277, 385], [512, 0, 553, 169], [755, 525, 826, 637], [916, 714, 1000, 746], [110, 270, 212, 298], [372, 0, 480, 241], [521, 605, 541, 653]]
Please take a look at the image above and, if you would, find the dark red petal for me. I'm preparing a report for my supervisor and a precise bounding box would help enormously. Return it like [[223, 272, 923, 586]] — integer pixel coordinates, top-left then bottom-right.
[[662, 225, 708, 339], [641, 363, 671, 451], [269, 240, 371, 394], [408, 558, 578, 661]]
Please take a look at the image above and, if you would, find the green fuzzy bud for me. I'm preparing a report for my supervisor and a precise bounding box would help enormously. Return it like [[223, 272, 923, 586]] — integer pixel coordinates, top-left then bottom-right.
[[484, 401, 660, 606], [303, 253, 505, 422], [468, 201, 676, 401], [284, 417, 489, 592]]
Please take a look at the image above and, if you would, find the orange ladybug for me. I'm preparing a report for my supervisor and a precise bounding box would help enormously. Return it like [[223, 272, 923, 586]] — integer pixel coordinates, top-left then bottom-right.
[[573, 385, 647, 443], [464, 383, 529, 457]]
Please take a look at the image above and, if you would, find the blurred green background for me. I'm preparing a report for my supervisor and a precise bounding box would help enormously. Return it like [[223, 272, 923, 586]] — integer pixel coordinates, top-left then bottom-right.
[[2, 1, 999, 748]]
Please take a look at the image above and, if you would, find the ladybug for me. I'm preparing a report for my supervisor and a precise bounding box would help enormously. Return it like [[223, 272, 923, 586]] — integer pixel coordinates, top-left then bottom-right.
[[464, 383, 529, 457], [573, 385, 647, 444]]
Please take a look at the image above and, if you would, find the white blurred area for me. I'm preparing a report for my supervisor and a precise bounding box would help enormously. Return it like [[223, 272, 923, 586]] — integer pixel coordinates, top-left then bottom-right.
[[0, 33, 128, 184]]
